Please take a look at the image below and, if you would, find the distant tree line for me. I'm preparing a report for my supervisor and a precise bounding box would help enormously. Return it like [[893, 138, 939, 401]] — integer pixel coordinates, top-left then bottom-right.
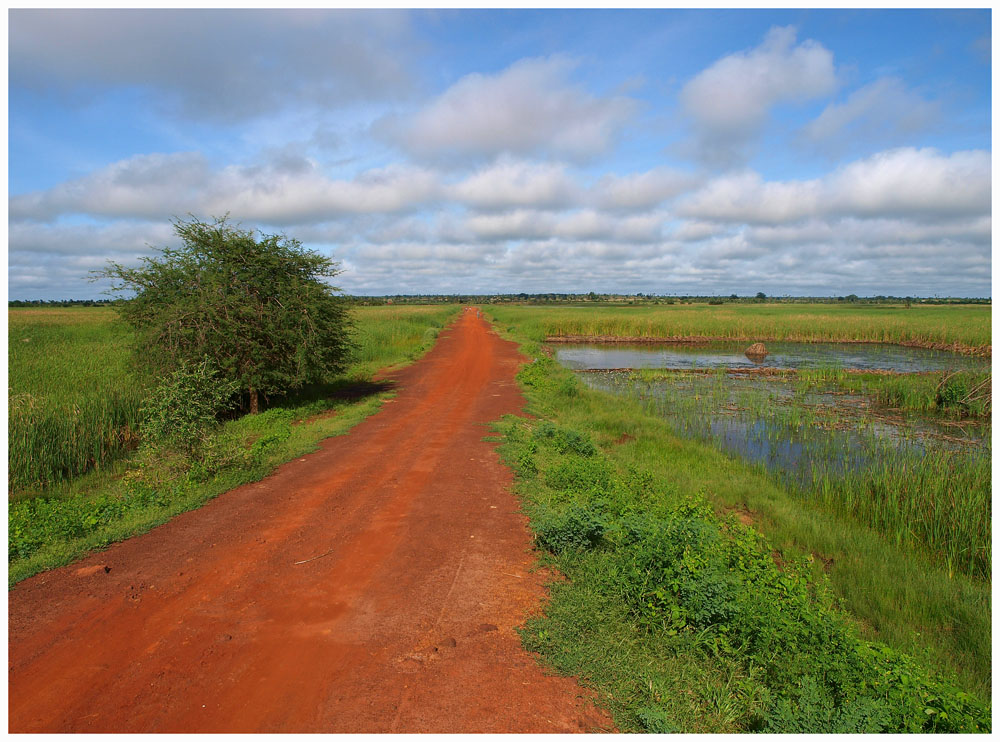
[[9, 298, 115, 307], [11, 294, 991, 308], [343, 293, 991, 306]]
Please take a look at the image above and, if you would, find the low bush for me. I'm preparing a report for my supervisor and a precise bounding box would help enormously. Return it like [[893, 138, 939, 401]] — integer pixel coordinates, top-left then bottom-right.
[[140, 359, 239, 457], [533, 504, 608, 553]]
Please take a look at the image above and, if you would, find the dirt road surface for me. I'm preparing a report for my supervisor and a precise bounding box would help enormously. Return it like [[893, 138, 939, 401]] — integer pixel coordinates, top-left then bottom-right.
[[8, 309, 613, 733]]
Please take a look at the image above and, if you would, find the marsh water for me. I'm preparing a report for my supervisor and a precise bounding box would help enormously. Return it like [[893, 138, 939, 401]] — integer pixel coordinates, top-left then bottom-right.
[[557, 343, 989, 490], [555, 341, 990, 373]]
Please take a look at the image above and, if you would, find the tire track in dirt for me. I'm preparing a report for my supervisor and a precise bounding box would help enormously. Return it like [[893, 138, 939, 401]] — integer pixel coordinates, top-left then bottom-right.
[[8, 308, 614, 733]]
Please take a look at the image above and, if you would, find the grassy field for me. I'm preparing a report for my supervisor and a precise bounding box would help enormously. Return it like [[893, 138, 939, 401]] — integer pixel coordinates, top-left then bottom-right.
[[9, 308, 143, 493], [8, 304, 460, 583], [9, 305, 459, 497], [488, 303, 992, 352]]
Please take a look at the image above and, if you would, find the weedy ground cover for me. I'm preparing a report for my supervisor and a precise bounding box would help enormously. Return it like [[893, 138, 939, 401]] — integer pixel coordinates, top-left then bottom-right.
[[8, 305, 460, 584], [489, 349, 989, 731], [488, 303, 991, 352]]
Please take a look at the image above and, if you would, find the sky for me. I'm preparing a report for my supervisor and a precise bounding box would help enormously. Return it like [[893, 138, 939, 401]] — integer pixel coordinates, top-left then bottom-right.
[[7, 8, 993, 299]]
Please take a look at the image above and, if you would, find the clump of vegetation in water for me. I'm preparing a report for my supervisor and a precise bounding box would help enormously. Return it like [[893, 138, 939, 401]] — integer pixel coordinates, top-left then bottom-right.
[[797, 368, 991, 418]]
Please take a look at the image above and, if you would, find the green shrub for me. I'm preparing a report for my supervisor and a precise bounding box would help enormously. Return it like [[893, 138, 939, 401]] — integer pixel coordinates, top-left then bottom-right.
[[937, 375, 969, 408], [140, 359, 239, 456], [532, 421, 598, 457], [766, 675, 890, 733], [543, 456, 616, 496], [634, 707, 681, 733], [534, 504, 608, 553]]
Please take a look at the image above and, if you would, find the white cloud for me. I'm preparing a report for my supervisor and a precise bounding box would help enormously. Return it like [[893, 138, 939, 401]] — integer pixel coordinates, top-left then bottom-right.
[[8, 220, 174, 258], [801, 77, 939, 151], [9, 9, 415, 122], [382, 56, 637, 161], [456, 208, 665, 244], [680, 26, 837, 166], [447, 158, 581, 211], [7, 146, 990, 299], [677, 148, 990, 224], [669, 220, 728, 242], [676, 171, 822, 224], [10, 153, 442, 224], [591, 167, 701, 210], [825, 147, 990, 218], [747, 216, 991, 248], [462, 210, 556, 242], [8, 220, 177, 299]]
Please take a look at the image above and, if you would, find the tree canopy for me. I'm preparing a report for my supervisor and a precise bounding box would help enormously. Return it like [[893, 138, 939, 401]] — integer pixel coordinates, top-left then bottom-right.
[[100, 216, 352, 413]]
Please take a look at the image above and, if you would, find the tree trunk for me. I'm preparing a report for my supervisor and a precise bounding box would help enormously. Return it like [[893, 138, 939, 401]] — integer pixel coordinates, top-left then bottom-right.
[[249, 387, 259, 415]]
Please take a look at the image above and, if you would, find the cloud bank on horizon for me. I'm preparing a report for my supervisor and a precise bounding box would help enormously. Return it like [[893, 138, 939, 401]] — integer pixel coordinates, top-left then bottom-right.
[[8, 9, 992, 298]]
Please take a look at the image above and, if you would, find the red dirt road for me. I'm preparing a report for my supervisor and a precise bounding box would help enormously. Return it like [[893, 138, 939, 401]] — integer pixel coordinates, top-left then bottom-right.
[[8, 309, 613, 733]]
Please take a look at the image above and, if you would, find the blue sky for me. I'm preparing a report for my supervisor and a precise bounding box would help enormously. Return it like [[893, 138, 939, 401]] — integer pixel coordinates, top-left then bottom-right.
[[8, 9, 992, 298]]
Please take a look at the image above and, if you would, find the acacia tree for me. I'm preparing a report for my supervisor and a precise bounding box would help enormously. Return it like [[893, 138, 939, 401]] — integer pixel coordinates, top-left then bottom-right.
[[101, 216, 352, 414]]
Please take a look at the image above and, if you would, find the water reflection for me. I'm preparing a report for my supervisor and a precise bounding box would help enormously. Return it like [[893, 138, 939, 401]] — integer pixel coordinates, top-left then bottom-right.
[[556, 341, 989, 373]]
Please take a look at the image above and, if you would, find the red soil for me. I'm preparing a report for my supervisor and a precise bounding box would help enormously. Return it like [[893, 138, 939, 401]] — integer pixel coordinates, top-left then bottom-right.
[[8, 309, 614, 733]]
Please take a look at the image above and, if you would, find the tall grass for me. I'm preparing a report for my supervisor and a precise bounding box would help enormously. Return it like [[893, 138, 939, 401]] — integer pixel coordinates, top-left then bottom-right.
[[9, 309, 145, 494], [797, 368, 991, 418], [812, 450, 990, 579], [488, 304, 992, 351], [8, 305, 461, 497], [346, 305, 460, 378]]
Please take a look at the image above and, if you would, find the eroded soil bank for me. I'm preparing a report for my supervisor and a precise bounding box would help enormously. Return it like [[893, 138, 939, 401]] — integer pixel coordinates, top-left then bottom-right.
[[8, 309, 612, 733]]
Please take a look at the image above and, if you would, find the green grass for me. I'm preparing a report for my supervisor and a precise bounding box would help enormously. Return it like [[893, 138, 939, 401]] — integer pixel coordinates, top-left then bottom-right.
[[8, 304, 461, 584], [485, 315, 990, 728], [9, 308, 144, 493], [9, 304, 459, 497], [488, 303, 992, 352], [796, 368, 991, 418]]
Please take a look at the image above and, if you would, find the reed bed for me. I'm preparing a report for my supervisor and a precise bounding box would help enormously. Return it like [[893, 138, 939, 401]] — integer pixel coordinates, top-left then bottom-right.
[[9, 308, 146, 494], [489, 304, 992, 352], [796, 368, 991, 418]]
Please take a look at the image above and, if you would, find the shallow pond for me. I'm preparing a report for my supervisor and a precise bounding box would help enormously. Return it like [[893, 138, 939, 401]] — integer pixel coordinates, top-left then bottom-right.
[[555, 341, 990, 373], [575, 369, 988, 490]]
